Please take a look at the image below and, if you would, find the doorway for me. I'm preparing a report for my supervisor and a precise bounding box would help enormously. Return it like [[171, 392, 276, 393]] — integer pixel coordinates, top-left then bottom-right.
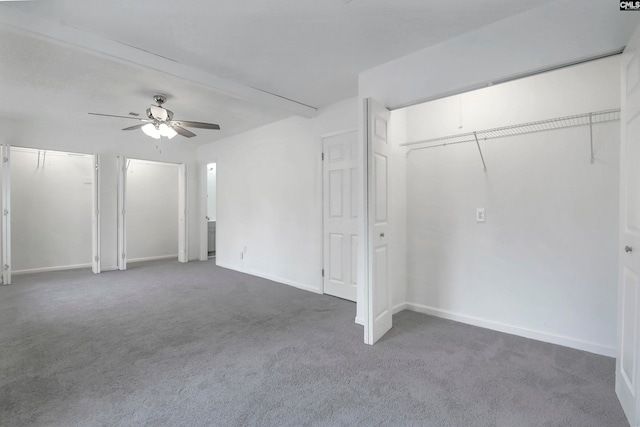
[[206, 163, 217, 258], [9, 147, 96, 279], [116, 157, 187, 269]]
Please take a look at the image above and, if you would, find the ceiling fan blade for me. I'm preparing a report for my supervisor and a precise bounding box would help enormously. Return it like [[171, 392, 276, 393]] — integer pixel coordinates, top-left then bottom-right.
[[149, 105, 168, 121], [122, 123, 146, 131], [173, 120, 220, 130], [88, 112, 144, 121], [172, 125, 196, 138]]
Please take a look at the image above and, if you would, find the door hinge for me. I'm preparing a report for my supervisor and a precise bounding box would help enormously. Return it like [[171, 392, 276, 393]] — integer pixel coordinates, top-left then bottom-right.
[[321, 269, 324, 277], [3, 209, 8, 216], [321, 152, 324, 161], [94, 256, 99, 262], [4, 264, 9, 271], [121, 253, 126, 259], [3, 157, 8, 163]]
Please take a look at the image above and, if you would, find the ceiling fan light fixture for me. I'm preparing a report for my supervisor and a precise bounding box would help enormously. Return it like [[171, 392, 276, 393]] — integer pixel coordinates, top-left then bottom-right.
[[142, 123, 161, 139], [158, 123, 177, 139]]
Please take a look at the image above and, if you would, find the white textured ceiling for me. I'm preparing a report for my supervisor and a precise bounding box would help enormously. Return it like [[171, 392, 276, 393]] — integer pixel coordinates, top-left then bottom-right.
[[0, 0, 559, 145]]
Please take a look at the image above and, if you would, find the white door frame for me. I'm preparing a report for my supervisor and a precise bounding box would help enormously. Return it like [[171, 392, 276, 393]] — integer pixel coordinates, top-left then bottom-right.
[[117, 157, 188, 269], [199, 161, 218, 262], [116, 156, 127, 270], [1, 146, 97, 280], [178, 163, 188, 263], [91, 154, 101, 274], [1, 144, 10, 285], [199, 163, 208, 261]]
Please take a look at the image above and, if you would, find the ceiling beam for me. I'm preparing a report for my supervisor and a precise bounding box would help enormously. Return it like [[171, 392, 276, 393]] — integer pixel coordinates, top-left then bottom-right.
[[0, 5, 317, 118]]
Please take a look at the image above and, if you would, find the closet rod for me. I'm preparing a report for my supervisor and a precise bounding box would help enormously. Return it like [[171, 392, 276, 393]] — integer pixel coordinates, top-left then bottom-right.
[[402, 108, 620, 154]]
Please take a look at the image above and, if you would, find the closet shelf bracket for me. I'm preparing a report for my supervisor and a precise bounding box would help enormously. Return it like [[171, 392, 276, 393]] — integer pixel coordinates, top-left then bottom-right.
[[473, 132, 487, 172], [589, 113, 594, 164]]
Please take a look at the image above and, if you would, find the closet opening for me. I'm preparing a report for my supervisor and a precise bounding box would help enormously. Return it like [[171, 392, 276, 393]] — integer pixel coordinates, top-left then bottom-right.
[[370, 55, 620, 351], [10, 147, 95, 280], [120, 158, 182, 268]]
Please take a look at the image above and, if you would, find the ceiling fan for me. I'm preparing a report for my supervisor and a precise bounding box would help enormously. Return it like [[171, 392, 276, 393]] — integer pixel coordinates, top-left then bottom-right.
[[88, 94, 220, 139]]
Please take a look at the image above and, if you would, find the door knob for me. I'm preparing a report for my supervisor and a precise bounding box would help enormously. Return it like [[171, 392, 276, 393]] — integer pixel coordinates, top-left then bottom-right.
[[380, 233, 385, 237], [626, 245, 633, 253]]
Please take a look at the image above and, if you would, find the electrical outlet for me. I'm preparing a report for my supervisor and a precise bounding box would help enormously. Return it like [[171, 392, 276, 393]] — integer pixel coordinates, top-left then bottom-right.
[[476, 208, 486, 222]]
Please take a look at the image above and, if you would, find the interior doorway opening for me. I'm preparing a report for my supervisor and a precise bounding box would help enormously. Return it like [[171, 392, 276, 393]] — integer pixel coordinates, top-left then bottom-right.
[[120, 158, 182, 268], [206, 163, 217, 259], [10, 147, 95, 280]]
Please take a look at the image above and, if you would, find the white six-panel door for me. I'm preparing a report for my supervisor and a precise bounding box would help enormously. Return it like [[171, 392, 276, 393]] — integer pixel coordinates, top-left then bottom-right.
[[617, 25, 640, 425], [323, 130, 358, 302], [365, 98, 392, 345]]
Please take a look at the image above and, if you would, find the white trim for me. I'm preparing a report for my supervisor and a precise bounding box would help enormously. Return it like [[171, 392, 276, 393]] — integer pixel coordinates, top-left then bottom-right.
[[402, 302, 615, 357], [392, 302, 408, 314], [91, 153, 101, 274], [217, 262, 322, 295], [355, 316, 364, 325], [116, 156, 127, 271], [127, 254, 178, 264], [13, 263, 92, 275], [178, 163, 188, 263], [199, 163, 208, 261], [320, 128, 358, 139], [1, 144, 10, 285]]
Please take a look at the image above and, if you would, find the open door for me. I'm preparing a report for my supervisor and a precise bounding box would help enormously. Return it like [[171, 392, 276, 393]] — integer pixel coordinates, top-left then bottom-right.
[[364, 98, 392, 345], [91, 154, 101, 274], [178, 163, 188, 263], [117, 156, 127, 270], [617, 25, 640, 425], [323, 130, 358, 302], [1, 144, 10, 285]]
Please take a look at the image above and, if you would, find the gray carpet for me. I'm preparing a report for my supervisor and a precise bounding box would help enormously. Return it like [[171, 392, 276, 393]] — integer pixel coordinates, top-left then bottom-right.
[[0, 260, 628, 427]]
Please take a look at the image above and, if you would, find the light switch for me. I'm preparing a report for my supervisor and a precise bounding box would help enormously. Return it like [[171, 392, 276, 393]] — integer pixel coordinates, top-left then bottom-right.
[[476, 208, 485, 222]]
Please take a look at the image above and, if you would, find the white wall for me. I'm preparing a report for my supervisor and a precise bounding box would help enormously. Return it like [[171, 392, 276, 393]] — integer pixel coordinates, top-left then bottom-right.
[[207, 164, 216, 221], [197, 97, 357, 294], [402, 57, 621, 356], [126, 159, 179, 262], [11, 147, 93, 273]]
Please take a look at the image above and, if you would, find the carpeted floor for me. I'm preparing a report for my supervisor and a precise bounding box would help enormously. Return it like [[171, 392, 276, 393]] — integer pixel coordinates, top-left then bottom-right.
[[0, 260, 629, 426]]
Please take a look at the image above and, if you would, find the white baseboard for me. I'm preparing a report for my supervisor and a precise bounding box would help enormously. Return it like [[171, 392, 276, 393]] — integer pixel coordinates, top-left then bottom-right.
[[127, 255, 178, 264], [216, 262, 322, 295], [393, 302, 408, 315], [397, 302, 615, 357], [13, 263, 92, 275]]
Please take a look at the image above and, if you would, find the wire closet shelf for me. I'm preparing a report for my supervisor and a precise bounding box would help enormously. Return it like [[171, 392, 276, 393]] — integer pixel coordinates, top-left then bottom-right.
[[401, 109, 621, 153]]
